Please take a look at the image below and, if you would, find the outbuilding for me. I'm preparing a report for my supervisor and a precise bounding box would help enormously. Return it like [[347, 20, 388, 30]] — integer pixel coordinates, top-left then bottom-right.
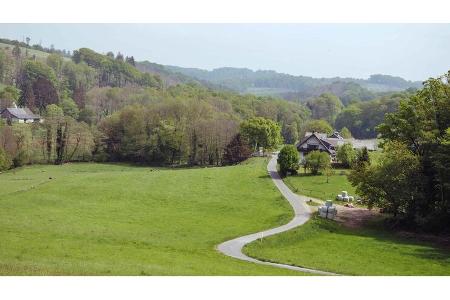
[[0, 106, 41, 124]]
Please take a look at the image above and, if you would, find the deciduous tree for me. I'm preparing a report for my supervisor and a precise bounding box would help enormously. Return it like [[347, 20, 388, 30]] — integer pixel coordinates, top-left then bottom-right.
[[222, 133, 252, 165], [304, 150, 330, 175], [336, 143, 356, 168], [278, 144, 299, 176], [240, 117, 282, 151]]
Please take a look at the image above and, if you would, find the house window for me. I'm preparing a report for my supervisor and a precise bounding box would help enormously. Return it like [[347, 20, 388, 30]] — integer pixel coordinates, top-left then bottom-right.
[[307, 144, 319, 151]]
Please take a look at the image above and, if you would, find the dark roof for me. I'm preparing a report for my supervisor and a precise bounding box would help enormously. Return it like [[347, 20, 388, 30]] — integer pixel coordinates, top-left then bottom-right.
[[1, 107, 40, 119], [320, 138, 334, 149], [298, 132, 378, 153]]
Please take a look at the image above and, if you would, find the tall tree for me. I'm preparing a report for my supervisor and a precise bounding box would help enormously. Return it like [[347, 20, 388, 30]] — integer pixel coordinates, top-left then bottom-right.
[[19, 81, 36, 109], [282, 124, 299, 144], [278, 144, 299, 176], [125, 56, 136, 66], [336, 143, 356, 168], [300, 119, 333, 138], [240, 117, 282, 151], [115, 52, 124, 62], [223, 133, 252, 165], [32, 77, 59, 111]]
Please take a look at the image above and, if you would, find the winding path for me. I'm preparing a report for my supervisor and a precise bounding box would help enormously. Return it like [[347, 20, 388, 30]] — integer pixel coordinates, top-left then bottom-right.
[[217, 155, 337, 275]]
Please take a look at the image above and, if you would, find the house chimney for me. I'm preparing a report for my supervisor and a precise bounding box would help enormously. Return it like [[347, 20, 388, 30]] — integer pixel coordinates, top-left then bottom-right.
[[13, 102, 17, 108]]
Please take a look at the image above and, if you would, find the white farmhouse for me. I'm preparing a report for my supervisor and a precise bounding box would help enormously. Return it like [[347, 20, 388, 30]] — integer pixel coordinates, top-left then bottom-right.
[[0, 106, 42, 124], [296, 131, 378, 161]]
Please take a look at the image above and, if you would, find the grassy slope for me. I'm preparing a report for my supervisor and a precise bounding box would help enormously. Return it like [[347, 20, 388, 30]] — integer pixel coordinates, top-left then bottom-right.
[[0, 159, 303, 275], [0, 42, 70, 61], [244, 214, 450, 275]]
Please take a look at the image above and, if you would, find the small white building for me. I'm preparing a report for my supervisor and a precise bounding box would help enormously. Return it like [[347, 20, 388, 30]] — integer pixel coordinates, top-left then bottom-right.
[[0, 106, 41, 124]]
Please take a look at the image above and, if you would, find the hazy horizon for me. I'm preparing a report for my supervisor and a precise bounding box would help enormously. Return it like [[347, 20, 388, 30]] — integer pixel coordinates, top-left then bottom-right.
[[1, 24, 449, 81]]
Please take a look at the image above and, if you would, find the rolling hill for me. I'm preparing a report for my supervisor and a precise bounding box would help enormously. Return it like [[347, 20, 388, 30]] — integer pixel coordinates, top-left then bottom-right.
[[1, 36, 422, 104], [164, 65, 422, 102]]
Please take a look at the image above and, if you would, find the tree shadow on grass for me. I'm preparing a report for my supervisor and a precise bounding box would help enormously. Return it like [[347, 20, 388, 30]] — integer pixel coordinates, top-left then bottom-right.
[[315, 215, 450, 264], [258, 174, 271, 179]]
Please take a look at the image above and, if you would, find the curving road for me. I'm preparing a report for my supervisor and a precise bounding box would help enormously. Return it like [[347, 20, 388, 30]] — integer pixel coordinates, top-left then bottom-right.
[[217, 155, 337, 275]]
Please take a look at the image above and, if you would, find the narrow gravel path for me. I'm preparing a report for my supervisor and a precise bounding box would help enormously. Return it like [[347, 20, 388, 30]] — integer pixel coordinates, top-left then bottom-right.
[[217, 155, 338, 275]]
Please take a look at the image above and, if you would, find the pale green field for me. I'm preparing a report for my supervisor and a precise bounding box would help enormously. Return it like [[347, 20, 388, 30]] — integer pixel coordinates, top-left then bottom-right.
[[0, 159, 303, 275]]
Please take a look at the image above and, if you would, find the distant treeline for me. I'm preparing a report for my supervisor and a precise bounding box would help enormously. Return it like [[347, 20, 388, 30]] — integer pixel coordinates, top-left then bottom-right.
[[0, 37, 72, 58], [165, 65, 422, 99]]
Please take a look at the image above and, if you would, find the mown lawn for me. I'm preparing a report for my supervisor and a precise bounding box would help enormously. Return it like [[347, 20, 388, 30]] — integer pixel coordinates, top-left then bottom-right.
[[244, 214, 450, 275], [0, 158, 302, 275], [284, 151, 382, 203], [284, 169, 357, 202]]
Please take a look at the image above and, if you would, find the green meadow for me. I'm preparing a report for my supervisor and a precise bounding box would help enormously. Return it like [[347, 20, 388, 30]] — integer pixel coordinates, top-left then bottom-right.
[[0, 158, 302, 275], [285, 151, 383, 203], [244, 214, 450, 275], [2, 156, 449, 276], [284, 169, 356, 202]]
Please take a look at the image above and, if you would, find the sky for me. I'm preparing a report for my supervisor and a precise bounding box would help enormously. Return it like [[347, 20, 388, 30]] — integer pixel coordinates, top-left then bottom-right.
[[0, 24, 449, 81]]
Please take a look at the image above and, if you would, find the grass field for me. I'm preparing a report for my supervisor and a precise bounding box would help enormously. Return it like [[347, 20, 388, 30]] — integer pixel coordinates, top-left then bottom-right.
[[260, 149, 450, 275], [0, 158, 303, 275], [244, 214, 450, 275], [284, 169, 357, 202], [284, 151, 382, 203]]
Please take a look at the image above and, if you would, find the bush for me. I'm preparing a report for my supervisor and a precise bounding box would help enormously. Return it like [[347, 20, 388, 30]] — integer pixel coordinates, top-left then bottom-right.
[[0, 147, 12, 171], [340, 127, 352, 138], [278, 145, 299, 176], [12, 149, 29, 168]]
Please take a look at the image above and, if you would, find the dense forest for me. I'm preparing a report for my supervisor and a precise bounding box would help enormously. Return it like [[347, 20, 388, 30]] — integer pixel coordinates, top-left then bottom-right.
[[0, 39, 309, 169], [0, 37, 434, 172]]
